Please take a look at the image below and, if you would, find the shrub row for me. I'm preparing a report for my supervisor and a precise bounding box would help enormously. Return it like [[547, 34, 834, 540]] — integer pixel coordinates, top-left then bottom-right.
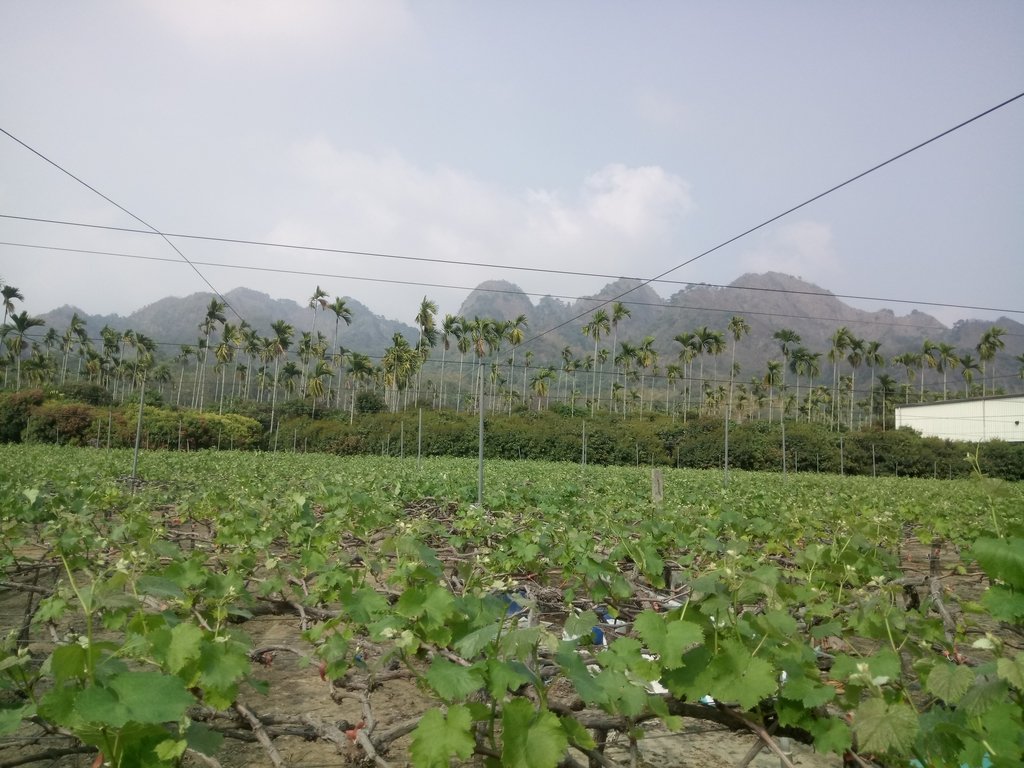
[[276, 408, 1024, 481], [0, 389, 261, 451], [3, 389, 1021, 480]]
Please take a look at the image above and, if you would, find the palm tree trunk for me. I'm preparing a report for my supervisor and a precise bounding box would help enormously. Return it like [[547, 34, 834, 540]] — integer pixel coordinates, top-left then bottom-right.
[[508, 348, 516, 416], [456, 354, 465, 412], [219, 365, 227, 415], [849, 370, 855, 429], [439, 345, 448, 410]]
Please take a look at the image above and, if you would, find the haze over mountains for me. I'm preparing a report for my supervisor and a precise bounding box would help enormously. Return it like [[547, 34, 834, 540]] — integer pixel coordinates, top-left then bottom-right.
[[39, 272, 1023, 392]]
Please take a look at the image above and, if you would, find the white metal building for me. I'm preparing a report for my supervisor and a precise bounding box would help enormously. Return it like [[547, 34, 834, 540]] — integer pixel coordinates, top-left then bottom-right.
[[895, 395, 1024, 443]]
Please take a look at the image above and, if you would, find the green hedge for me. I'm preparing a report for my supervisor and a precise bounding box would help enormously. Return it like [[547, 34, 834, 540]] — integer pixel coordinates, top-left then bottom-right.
[[5, 389, 1023, 480], [0, 389, 45, 443], [12, 396, 261, 451], [23, 402, 100, 446]]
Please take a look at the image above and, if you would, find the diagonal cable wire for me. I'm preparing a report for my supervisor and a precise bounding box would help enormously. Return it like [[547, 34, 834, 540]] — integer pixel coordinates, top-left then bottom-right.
[[0, 228, 1021, 317], [0, 126, 244, 323], [519, 89, 1024, 344], [10, 240, 1018, 335]]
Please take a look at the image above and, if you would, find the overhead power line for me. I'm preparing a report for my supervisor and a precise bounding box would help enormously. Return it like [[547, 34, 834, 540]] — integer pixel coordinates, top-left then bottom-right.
[[0, 127, 243, 326], [2, 214, 1022, 318], [4, 239, 1009, 335]]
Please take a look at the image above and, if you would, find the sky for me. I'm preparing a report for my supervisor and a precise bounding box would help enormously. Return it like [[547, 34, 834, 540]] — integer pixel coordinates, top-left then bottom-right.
[[1, 1, 1022, 332]]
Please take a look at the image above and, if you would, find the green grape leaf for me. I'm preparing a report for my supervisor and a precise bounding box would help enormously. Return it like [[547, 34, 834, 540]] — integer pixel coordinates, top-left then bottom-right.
[[154, 739, 187, 762], [645, 694, 683, 731], [959, 677, 1009, 717], [395, 587, 428, 620], [184, 722, 224, 757], [831, 649, 900, 686], [563, 610, 600, 642], [555, 642, 606, 706], [0, 653, 31, 674], [712, 655, 776, 711], [809, 619, 843, 639], [485, 658, 532, 699], [926, 662, 975, 703], [996, 654, 1024, 691], [696, 641, 777, 710], [780, 674, 836, 708], [420, 586, 457, 627], [345, 587, 389, 624], [38, 684, 78, 726], [982, 585, 1024, 622], [198, 641, 251, 709], [971, 537, 1024, 589], [453, 622, 500, 659], [973, 701, 1021, 763], [410, 705, 475, 768], [594, 668, 648, 717], [0, 703, 35, 736], [853, 698, 919, 754], [501, 699, 568, 768], [424, 657, 483, 701], [166, 622, 204, 674], [136, 575, 185, 600], [49, 644, 88, 683], [75, 684, 127, 726], [110, 672, 196, 724], [633, 611, 703, 669], [758, 609, 798, 638], [807, 716, 852, 755], [559, 715, 596, 749]]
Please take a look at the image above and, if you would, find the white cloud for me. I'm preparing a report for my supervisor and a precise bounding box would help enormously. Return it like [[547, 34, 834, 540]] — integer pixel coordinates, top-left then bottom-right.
[[264, 140, 695, 316], [581, 164, 692, 238], [737, 220, 841, 286]]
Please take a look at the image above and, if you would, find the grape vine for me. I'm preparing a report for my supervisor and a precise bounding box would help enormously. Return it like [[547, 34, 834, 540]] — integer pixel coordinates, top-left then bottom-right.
[[0, 444, 1021, 767]]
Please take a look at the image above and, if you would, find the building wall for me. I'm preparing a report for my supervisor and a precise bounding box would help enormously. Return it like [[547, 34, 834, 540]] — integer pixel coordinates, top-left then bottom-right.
[[895, 396, 1024, 442]]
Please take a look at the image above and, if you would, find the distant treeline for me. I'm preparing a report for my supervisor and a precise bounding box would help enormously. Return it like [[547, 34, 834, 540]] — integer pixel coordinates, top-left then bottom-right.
[[2, 385, 1021, 482]]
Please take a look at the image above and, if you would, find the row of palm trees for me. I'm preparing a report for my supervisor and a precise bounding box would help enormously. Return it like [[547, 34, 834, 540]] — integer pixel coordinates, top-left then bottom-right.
[[2, 280, 1022, 430]]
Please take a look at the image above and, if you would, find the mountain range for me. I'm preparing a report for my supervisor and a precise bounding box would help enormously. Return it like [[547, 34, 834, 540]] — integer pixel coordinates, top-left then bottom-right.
[[38, 272, 1023, 392]]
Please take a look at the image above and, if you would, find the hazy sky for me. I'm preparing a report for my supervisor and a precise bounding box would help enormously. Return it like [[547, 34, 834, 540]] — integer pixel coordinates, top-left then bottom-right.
[[1, 1, 1022, 332]]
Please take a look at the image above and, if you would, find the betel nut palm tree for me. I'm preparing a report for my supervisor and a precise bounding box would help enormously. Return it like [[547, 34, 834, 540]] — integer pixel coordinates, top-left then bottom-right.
[[268, 319, 294, 436], [976, 325, 1006, 397], [439, 314, 460, 409], [197, 298, 226, 411], [414, 296, 438, 405], [772, 328, 801, 417], [1, 283, 24, 328], [862, 340, 884, 426], [3, 310, 46, 389], [582, 308, 609, 415], [726, 315, 751, 418], [303, 286, 329, 395], [959, 354, 980, 397], [505, 314, 528, 415], [934, 342, 959, 401], [328, 297, 353, 407]]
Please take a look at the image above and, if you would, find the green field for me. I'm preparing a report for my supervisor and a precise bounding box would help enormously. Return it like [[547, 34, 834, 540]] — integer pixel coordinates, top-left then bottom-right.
[[1, 444, 1022, 767]]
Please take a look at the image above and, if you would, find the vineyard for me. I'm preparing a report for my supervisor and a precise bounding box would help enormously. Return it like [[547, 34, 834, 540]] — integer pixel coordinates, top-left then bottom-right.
[[0, 444, 1022, 767]]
